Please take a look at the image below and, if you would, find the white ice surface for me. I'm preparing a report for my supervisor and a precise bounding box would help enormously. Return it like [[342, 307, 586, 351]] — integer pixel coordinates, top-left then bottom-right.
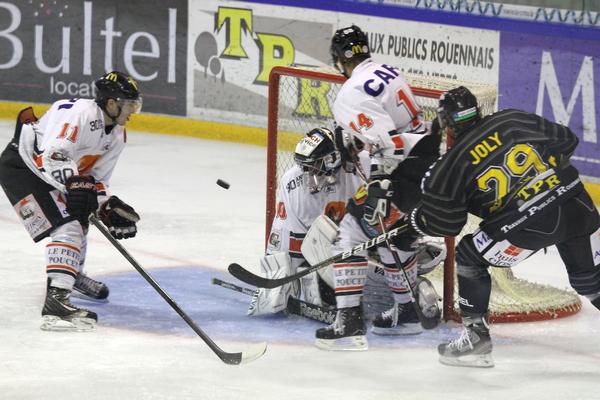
[[0, 120, 599, 400]]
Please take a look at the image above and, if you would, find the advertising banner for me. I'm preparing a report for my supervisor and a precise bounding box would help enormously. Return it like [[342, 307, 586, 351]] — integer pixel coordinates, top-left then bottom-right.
[[0, 0, 187, 115], [187, 0, 499, 127], [499, 32, 600, 179]]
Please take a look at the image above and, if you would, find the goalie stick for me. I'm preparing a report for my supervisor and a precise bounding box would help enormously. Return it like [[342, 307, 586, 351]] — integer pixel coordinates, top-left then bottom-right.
[[228, 223, 408, 288], [89, 215, 267, 365], [211, 277, 336, 324]]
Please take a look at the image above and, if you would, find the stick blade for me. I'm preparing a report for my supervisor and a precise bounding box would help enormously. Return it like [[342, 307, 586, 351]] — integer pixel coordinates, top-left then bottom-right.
[[240, 341, 268, 364], [218, 342, 267, 365], [228, 263, 278, 288]]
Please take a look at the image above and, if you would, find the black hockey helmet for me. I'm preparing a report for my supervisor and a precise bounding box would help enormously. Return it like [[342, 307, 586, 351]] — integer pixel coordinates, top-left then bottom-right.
[[330, 25, 370, 75], [437, 86, 480, 137], [294, 127, 342, 193], [94, 71, 142, 114]]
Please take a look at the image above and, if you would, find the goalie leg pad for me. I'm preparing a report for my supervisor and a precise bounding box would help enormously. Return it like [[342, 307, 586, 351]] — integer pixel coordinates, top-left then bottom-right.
[[300, 269, 322, 306], [417, 276, 441, 329], [416, 242, 447, 275], [247, 252, 299, 316]]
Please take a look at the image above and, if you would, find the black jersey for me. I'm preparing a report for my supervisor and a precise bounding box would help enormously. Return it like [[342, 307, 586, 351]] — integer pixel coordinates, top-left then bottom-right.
[[415, 109, 584, 239]]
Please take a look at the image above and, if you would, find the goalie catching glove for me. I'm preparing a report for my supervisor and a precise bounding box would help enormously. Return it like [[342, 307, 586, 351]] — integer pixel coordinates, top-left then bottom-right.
[[98, 196, 140, 239], [363, 178, 393, 225]]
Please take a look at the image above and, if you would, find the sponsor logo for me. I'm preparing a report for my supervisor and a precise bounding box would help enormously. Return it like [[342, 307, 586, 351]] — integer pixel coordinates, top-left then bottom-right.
[[1, 1, 182, 113], [14, 194, 52, 239], [504, 245, 523, 257], [341, 225, 404, 259], [472, 230, 492, 252], [299, 302, 335, 324], [268, 231, 281, 250], [458, 296, 474, 308], [482, 240, 534, 267]]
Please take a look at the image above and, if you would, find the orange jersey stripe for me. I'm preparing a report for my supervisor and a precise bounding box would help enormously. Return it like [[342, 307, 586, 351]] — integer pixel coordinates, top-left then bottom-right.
[[46, 265, 78, 274], [95, 182, 106, 193], [78, 154, 101, 174], [289, 237, 303, 253], [35, 154, 43, 168], [336, 286, 365, 292], [391, 135, 404, 150], [334, 262, 368, 268]]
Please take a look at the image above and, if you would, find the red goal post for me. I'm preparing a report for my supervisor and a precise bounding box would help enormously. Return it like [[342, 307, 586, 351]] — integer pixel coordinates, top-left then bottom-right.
[[266, 65, 581, 323]]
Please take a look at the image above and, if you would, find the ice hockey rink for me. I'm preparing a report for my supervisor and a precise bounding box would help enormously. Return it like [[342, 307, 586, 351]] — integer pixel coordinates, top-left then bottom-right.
[[1, 121, 599, 400]]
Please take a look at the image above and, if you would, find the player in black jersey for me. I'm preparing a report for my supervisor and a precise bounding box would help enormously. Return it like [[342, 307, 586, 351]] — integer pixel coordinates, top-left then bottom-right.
[[409, 86, 600, 368]]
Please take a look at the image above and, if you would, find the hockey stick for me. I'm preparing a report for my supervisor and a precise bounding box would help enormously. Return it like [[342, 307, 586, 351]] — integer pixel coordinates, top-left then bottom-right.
[[89, 215, 267, 365], [376, 215, 437, 329], [228, 223, 408, 288], [212, 277, 256, 296], [211, 277, 336, 324]]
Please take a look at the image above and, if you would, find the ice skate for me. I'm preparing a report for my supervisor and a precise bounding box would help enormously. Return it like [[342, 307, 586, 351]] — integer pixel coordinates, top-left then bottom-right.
[[72, 273, 110, 302], [438, 316, 494, 368], [371, 301, 422, 335], [315, 306, 368, 351], [41, 286, 97, 332]]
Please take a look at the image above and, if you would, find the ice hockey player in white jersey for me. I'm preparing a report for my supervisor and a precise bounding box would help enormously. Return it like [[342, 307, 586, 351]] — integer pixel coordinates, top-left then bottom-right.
[[248, 127, 369, 316], [314, 25, 443, 350], [0, 71, 143, 331]]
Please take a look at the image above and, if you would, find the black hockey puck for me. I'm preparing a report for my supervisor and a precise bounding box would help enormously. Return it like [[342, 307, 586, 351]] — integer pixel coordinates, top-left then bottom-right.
[[216, 179, 230, 189]]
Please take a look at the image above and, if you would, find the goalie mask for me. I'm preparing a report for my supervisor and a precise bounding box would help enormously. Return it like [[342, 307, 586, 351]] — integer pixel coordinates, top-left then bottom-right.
[[294, 128, 342, 193], [437, 86, 480, 139], [330, 25, 370, 77]]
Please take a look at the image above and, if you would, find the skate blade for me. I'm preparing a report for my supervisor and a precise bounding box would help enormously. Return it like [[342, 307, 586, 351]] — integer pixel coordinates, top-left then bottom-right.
[[71, 290, 109, 303], [371, 323, 423, 336], [314, 335, 368, 351], [40, 316, 96, 332], [438, 352, 494, 368]]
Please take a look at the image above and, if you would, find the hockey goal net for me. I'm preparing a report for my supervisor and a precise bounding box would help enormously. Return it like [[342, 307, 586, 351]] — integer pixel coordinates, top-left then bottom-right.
[[266, 65, 581, 323]]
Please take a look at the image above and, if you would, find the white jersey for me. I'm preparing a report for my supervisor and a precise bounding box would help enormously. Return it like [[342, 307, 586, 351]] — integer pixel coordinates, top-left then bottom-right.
[[266, 152, 370, 267], [18, 98, 126, 200], [333, 58, 429, 175]]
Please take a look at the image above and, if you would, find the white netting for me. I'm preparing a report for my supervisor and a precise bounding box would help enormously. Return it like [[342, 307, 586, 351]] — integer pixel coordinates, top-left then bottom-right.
[[268, 66, 581, 322]]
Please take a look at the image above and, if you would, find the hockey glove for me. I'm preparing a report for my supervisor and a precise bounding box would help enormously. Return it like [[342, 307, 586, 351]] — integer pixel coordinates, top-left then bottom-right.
[[363, 179, 393, 226], [99, 196, 140, 239], [65, 175, 98, 227]]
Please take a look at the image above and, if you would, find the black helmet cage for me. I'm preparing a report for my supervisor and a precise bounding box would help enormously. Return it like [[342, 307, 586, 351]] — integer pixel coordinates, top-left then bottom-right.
[[437, 86, 480, 137], [330, 25, 370, 74]]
